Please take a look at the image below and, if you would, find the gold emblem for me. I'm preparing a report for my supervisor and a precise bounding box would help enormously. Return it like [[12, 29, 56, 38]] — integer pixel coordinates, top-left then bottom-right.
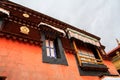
[[20, 26, 30, 34], [23, 13, 29, 18]]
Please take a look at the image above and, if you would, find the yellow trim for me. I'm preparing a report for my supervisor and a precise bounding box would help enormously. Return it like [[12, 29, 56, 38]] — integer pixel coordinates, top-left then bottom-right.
[[73, 41, 82, 66], [73, 41, 78, 52], [23, 13, 29, 18], [73, 41, 103, 65], [20, 26, 30, 34], [96, 48, 103, 64], [79, 56, 103, 64]]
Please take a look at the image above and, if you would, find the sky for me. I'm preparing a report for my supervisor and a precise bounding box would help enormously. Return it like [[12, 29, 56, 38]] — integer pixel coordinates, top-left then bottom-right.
[[10, 0, 120, 53]]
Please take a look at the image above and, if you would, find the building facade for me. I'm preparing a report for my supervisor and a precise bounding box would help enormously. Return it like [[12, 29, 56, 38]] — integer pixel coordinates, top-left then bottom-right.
[[0, 0, 119, 80], [108, 39, 120, 74]]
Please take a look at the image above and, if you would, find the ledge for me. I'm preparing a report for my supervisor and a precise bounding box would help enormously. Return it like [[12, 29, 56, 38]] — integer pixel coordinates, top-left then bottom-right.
[[0, 31, 42, 46], [80, 63, 108, 71]]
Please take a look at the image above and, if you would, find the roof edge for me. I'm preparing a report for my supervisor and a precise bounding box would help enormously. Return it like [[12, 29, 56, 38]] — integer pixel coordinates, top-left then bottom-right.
[[2, 0, 101, 40]]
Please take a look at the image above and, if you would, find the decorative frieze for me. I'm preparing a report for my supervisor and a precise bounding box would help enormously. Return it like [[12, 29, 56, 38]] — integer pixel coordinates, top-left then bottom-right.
[[0, 32, 42, 46], [20, 26, 30, 35], [4, 17, 38, 30], [23, 13, 30, 18]]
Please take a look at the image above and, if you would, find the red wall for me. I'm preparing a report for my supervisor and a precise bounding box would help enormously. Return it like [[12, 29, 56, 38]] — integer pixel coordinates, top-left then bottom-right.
[[103, 60, 119, 75], [0, 38, 118, 80]]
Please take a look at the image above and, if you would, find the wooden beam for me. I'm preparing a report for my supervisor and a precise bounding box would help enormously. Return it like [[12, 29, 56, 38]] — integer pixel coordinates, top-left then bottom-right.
[[96, 48, 103, 64], [73, 41, 82, 66]]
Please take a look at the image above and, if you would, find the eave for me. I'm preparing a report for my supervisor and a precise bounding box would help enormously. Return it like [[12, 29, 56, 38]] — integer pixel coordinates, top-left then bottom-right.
[[0, 0, 100, 41], [107, 45, 120, 57]]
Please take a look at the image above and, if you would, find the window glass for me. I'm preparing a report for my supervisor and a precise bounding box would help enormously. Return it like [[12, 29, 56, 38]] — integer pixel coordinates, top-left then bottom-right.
[[50, 41, 54, 48], [45, 40, 49, 47], [46, 48, 50, 56], [45, 39, 56, 58], [51, 49, 55, 57]]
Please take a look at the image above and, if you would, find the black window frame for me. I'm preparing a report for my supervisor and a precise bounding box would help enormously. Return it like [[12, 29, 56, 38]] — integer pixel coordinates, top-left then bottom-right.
[[0, 76, 6, 80], [0, 18, 3, 31], [41, 32, 68, 65]]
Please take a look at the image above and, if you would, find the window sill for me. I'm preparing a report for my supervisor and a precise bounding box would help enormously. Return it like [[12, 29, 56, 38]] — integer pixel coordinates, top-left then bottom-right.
[[80, 63, 108, 71], [43, 56, 68, 66]]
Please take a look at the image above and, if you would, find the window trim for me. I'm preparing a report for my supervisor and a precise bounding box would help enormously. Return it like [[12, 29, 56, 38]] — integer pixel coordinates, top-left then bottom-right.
[[78, 49, 103, 64], [0, 76, 6, 80], [73, 41, 109, 76], [75, 41, 103, 65], [41, 32, 68, 65], [0, 18, 3, 31]]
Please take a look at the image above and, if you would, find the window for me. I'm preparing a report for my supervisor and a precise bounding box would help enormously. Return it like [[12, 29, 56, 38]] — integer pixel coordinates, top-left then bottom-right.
[[78, 46, 100, 64], [78, 51, 96, 64], [45, 39, 56, 58], [0, 76, 6, 80], [77, 44, 103, 65], [41, 32, 68, 65], [73, 41, 109, 76]]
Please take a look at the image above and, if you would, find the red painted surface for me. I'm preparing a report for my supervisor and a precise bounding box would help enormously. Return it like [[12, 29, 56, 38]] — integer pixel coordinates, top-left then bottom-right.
[[103, 60, 119, 75], [0, 38, 118, 80], [81, 76, 100, 80]]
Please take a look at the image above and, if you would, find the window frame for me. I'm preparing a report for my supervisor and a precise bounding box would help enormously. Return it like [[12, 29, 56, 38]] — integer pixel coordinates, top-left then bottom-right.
[[77, 43, 103, 65], [0, 76, 6, 80], [73, 41, 109, 76], [0, 18, 3, 31], [41, 32, 68, 65]]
